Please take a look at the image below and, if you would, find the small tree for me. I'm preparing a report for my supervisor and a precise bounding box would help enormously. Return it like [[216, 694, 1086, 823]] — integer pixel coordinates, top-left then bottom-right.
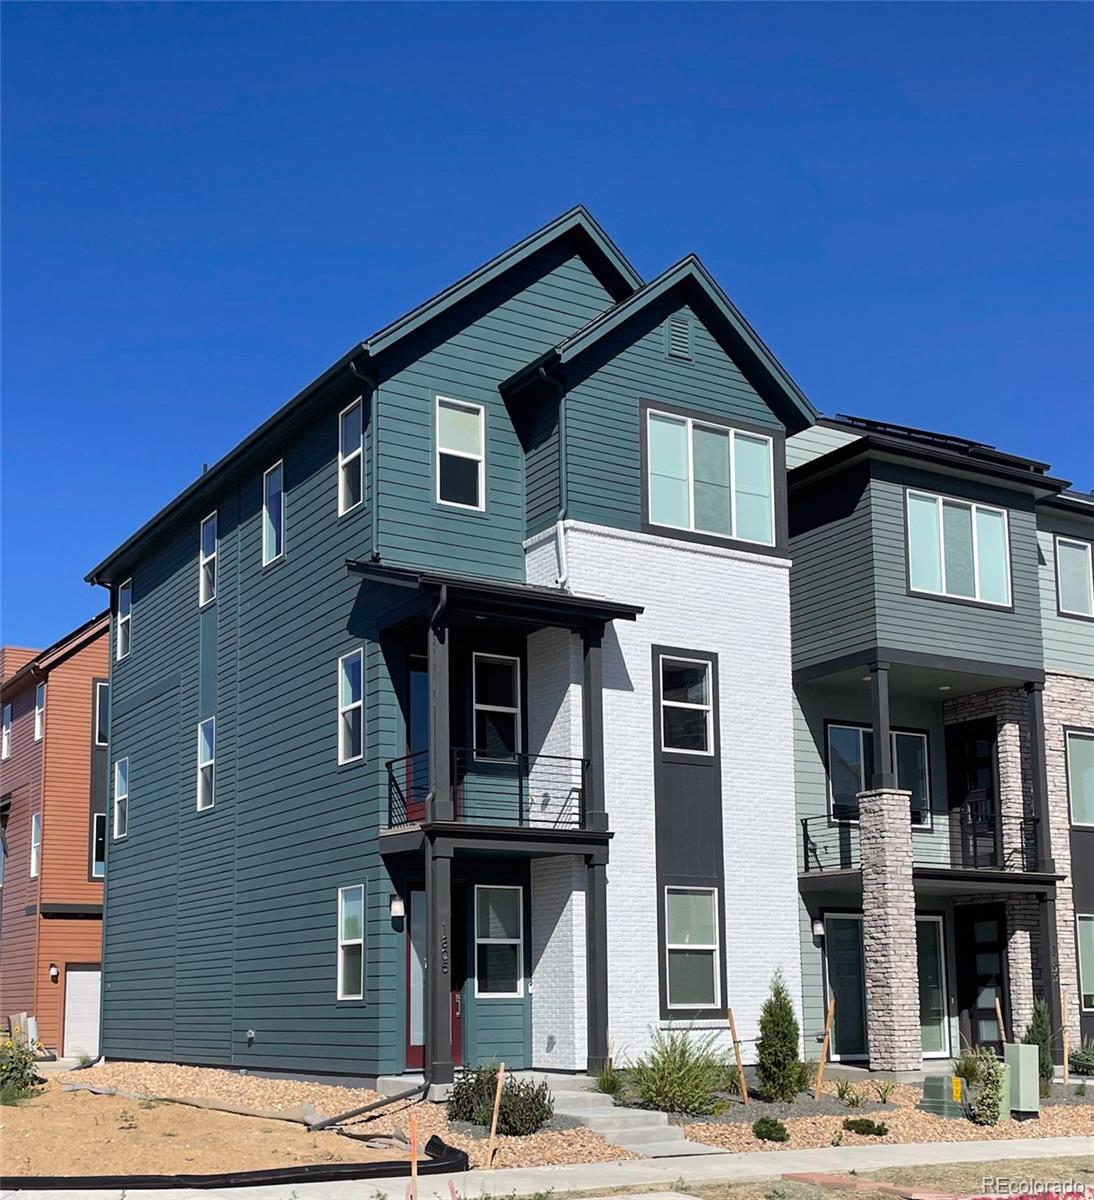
[[1022, 998, 1054, 1095], [756, 970, 805, 1101]]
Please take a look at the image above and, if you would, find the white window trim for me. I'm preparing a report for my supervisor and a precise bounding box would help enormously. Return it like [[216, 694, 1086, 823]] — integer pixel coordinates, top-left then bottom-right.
[[117, 580, 132, 661], [113, 758, 129, 840], [436, 396, 486, 512], [262, 460, 285, 565], [2, 703, 11, 760], [338, 399, 363, 516], [1066, 729, 1094, 829], [337, 649, 365, 765], [337, 884, 365, 1000], [94, 681, 109, 748], [664, 886, 721, 1011], [196, 717, 216, 811], [30, 812, 41, 879], [906, 489, 1012, 607], [199, 512, 218, 607], [34, 682, 45, 742], [916, 913, 952, 1059], [646, 408, 776, 547], [474, 883, 524, 999], [91, 812, 106, 879], [823, 912, 868, 1062], [659, 654, 714, 757], [1056, 535, 1094, 618], [1077, 913, 1094, 1013], [826, 723, 932, 829], [472, 652, 521, 763]]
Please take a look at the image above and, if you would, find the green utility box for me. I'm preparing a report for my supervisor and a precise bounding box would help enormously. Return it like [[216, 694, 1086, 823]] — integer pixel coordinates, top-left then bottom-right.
[[1004, 1042, 1041, 1119], [918, 1073, 967, 1118]]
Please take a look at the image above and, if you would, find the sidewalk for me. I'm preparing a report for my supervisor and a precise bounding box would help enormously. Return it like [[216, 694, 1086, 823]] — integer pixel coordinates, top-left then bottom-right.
[[3, 1135, 1088, 1200]]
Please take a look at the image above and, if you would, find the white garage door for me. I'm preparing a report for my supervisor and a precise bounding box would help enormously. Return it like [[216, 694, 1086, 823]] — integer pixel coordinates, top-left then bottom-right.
[[63, 966, 101, 1059]]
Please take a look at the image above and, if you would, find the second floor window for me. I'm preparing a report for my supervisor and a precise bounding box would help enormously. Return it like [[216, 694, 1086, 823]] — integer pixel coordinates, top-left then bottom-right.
[[473, 654, 520, 762], [437, 397, 485, 510], [1068, 730, 1094, 828], [34, 683, 45, 741], [647, 410, 774, 546], [263, 461, 285, 564], [906, 490, 1011, 607], [1057, 536, 1093, 618], [197, 717, 216, 810], [2, 702, 11, 759], [117, 580, 132, 660], [113, 757, 129, 839], [30, 812, 41, 878], [659, 656, 713, 755], [827, 723, 931, 827], [338, 649, 364, 764], [338, 399, 363, 515], [199, 513, 218, 606], [94, 681, 109, 747], [92, 812, 106, 878]]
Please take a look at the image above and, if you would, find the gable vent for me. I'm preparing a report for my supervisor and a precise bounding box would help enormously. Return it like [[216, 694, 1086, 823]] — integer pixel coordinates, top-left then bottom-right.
[[666, 313, 692, 361]]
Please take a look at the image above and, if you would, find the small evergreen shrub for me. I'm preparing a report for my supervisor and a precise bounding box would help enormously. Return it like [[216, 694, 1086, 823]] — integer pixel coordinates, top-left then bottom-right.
[[968, 1048, 1006, 1126], [446, 1065, 554, 1135], [446, 1063, 500, 1123], [842, 1117, 888, 1137], [1022, 999, 1054, 1093], [756, 971, 807, 1102], [629, 1029, 727, 1115], [1070, 1039, 1094, 1076], [752, 1116, 789, 1143]]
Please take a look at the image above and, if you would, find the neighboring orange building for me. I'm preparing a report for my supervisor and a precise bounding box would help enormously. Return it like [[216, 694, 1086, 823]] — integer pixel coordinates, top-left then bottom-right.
[[1, 612, 109, 1057]]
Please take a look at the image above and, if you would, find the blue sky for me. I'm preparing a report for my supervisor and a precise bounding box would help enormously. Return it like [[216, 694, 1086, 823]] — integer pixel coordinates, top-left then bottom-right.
[[3, 3, 1092, 646]]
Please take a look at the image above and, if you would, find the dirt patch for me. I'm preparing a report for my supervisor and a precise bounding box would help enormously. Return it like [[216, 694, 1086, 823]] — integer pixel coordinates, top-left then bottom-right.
[[862, 1154, 1094, 1192]]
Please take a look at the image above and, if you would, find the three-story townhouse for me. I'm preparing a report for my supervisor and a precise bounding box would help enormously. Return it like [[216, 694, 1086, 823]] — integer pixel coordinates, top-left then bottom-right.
[[85, 208, 816, 1089]]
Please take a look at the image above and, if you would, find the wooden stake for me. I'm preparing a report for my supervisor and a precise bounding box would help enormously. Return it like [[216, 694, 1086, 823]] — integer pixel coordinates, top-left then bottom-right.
[[1062, 990, 1070, 1087], [726, 1008, 748, 1106], [485, 1061, 505, 1170], [815, 996, 836, 1101], [409, 1110, 418, 1200], [995, 996, 1008, 1046]]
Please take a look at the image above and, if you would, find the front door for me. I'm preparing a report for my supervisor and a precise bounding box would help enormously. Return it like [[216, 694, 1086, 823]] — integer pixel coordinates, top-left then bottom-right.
[[954, 902, 1008, 1054], [824, 914, 868, 1061], [406, 887, 464, 1070], [916, 916, 950, 1058], [946, 718, 999, 867]]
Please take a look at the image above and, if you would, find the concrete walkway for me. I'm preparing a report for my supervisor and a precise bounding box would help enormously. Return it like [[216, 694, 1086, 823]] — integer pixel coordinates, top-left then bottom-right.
[[3, 1135, 1089, 1200]]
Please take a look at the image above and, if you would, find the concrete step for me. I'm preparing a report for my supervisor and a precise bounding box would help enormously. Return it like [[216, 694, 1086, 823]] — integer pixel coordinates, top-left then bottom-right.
[[582, 1111, 673, 1135], [550, 1091, 617, 1112], [616, 1138, 726, 1158], [524, 1072, 598, 1092]]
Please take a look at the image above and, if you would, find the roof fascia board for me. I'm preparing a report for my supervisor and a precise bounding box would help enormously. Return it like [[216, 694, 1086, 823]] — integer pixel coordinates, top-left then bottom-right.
[[1, 613, 110, 698]]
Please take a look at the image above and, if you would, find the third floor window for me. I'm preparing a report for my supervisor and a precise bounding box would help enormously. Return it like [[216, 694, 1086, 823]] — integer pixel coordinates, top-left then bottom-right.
[[437, 397, 485, 510], [906, 489, 1011, 607], [199, 512, 218, 606], [1056, 536, 1093, 618]]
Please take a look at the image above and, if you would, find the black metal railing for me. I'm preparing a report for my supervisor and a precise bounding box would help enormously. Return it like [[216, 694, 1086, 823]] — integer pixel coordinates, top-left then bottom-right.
[[386, 748, 588, 830], [801, 816, 861, 872]]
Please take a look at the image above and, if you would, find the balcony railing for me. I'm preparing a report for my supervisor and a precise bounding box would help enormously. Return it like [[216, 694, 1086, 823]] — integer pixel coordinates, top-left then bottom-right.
[[800, 810, 1041, 875], [386, 748, 588, 830]]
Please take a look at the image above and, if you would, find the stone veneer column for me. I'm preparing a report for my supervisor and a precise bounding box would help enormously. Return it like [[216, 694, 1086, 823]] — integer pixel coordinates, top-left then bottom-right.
[[858, 787, 922, 1071]]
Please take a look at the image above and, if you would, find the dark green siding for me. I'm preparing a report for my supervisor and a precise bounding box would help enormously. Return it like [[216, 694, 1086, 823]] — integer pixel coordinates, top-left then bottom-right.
[[521, 393, 562, 538]]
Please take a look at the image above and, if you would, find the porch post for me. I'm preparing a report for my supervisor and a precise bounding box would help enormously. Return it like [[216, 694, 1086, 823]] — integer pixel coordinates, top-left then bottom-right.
[[869, 661, 894, 787], [581, 623, 607, 832], [424, 836, 454, 1089], [585, 854, 609, 1075], [428, 591, 453, 822]]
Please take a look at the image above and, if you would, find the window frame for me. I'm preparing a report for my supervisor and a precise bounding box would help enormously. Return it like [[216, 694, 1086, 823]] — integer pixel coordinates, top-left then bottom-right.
[[34, 682, 45, 742], [337, 648, 365, 765], [338, 398, 364, 517], [664, 886, 721, 1012], [196, 717, 216, 811], [472, 652, 521, 763], [262, 459, 285, 565], [473, 883, 524, 999], [1055, 535, 1094, 620], [117, 579, 132, 660], [435, 396, 486, 512], [825, 721, 932, 829], [658, 654, 714, 757], [644, 406, 777, 548], [1077, 913, 1094, 1013], [91, 812, 107, 879], [905, 488, 1012, 608], [337, 884, 365, 1001], [1065, 727, 1094, 829], [113, 757, 129, 840], [30, 811, 41, 878], [2, 702, 11, 759], [94, 681, 109, 748]]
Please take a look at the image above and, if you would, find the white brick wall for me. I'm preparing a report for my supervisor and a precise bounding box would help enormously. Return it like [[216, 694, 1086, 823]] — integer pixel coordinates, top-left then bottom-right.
[[525, 520, 802, 1064]]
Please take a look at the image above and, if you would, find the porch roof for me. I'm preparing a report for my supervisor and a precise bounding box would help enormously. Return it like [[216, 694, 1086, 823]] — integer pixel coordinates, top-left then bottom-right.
[[345, 560, 643, 628]]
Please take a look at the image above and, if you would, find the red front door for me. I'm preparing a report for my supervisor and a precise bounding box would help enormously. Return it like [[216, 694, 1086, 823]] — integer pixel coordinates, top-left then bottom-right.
[[405, 888, 463, 1069]]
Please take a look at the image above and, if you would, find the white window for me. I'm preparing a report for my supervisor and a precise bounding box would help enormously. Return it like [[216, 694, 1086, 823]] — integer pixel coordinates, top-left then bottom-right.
[[113, 757, 129, 839], [263, 460, 285, 564], [1056, 536, 1094, 618], [92, 812, 106, 879], [906, 490, 1011, 606], [474, 884, 523, 998], [117, 580, 132, 660], [94, 682, 109, 748], [436, 397, 485, 510], [665, 887, 720, 1009], [338, 399, 363, 515], [34, 683, 45, 742], [1078, 914, 1094, 1011], [30, 812, 41, 878], [199, 512, 218, 606], [472, 653, 520, 762], [337, 885, 364, 1000], [1067, 730, 1094, 828], [659, 656, 713, 755], [827, 724, 931, 827], [338, 649, 364, 764], [647, 409, 775, 545], [1, 703, 11, 759], [196, 717, 216, 811]]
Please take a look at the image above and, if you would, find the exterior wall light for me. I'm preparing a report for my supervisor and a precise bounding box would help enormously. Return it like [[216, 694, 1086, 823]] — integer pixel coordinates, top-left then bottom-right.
[[390, 894, 406, 920], [811, 920, 825, 939], [48, 963, 59, 982]]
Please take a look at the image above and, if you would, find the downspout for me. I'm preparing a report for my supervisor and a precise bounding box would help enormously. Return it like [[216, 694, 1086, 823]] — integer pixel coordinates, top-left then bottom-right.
[[349, 358, 381, 562], [538, 366, 569, 590]]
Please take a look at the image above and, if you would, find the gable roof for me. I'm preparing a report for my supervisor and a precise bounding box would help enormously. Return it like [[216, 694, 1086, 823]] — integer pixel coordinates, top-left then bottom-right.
[[1, 610, 109, 699], [502, 255, 818, 430]]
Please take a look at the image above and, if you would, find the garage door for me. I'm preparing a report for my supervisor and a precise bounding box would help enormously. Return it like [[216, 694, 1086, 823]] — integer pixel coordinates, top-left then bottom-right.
[[63, 966, 101, 1058]]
